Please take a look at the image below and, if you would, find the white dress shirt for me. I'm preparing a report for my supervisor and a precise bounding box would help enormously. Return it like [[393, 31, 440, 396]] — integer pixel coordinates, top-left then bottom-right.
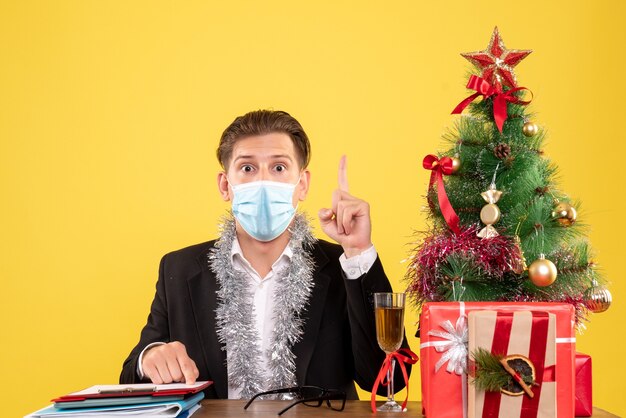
[[138, 239, 378, 399], [226, 237, 289, 398]]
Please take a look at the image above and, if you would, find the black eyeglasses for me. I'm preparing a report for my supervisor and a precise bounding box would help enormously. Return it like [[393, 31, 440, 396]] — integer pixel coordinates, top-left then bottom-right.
[[243, 386, 347, 415]]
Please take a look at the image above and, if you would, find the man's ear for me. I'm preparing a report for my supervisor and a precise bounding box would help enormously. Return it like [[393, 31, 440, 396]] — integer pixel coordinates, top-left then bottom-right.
[[217, 172, 231, 201], [297, 169, 311, 201]]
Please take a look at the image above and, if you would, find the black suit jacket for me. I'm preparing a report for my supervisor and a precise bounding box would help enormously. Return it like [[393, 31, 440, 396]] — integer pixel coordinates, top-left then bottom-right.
[[120, 239, 410, 399]]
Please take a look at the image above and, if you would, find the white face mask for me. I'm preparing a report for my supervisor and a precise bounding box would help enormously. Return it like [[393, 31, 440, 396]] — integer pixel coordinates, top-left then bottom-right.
[[230, 178, 300, 242]]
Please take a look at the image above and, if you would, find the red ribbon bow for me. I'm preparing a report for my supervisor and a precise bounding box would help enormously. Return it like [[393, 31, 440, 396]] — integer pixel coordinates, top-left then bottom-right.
[[423, 154, 461, 234], [370, 348, 419, 413], [452, 75, 532, 133]]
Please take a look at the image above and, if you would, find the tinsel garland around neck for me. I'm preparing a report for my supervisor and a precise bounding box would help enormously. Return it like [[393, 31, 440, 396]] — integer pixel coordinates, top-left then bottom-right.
[[209, 213, 316, 399]]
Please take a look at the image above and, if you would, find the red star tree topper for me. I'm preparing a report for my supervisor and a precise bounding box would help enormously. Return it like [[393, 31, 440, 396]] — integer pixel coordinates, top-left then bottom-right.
[[461, 27, 532, 89]]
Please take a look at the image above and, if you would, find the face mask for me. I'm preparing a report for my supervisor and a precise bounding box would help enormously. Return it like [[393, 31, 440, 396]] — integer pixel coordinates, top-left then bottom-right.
[[230, 178, 299, 242]]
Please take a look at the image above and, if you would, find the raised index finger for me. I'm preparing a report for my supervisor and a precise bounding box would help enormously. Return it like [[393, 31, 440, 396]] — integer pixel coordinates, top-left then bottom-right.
[[338, 155, 349, 192]]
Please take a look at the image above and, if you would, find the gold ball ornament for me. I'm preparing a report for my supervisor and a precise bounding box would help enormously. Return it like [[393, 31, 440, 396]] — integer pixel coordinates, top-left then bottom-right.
[[551, 202, 577, 227], [450, 156, 461, 174], [480, 203, 501, 225], [584, 280, 612, 313], [528, 255, 557, 287], [522, 121, 538, 137]]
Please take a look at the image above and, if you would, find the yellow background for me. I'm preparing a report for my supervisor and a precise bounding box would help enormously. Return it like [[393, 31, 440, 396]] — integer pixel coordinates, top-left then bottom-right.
[[2, 1, 624, 416]]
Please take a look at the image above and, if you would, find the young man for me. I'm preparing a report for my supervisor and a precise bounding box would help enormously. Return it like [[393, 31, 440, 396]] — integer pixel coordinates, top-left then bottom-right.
[[120, 110, 410, 399]]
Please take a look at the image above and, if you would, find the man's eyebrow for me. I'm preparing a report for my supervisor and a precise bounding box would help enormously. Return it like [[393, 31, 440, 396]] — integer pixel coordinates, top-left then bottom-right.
[[232, 155, 253, 163], [232, 154, 294, 163], [270, 154, 294, 161]]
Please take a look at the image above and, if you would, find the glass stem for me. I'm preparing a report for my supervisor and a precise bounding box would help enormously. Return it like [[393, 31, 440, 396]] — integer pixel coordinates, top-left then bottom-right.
[[387, 358, 396, 403]]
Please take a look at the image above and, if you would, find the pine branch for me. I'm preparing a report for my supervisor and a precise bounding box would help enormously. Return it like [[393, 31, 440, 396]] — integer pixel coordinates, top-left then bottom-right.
[[471, 348, 510, 392]]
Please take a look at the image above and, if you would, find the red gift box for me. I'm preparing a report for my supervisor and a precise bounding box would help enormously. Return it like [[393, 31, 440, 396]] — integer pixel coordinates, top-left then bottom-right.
[[575, 353, 592, 416], [468, 310, 557, 418], [419, 302, 575, 418]]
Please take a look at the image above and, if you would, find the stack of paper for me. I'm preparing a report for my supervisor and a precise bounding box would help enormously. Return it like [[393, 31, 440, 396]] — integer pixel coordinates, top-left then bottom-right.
[[25, 381, 212, 418]]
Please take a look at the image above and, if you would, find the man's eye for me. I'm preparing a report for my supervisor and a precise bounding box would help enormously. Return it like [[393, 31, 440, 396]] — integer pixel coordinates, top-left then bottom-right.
[[242, 165, 254, 172], [275, 165, 286, 172]]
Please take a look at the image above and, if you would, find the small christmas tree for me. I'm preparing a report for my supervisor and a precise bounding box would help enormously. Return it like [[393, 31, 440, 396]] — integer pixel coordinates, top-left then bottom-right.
[[406, 27, 611, 325]]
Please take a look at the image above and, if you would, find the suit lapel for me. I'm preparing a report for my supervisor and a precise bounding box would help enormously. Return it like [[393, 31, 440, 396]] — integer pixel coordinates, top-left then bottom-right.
[[187, 248, 228, 398], [292, 242, 331, 385]]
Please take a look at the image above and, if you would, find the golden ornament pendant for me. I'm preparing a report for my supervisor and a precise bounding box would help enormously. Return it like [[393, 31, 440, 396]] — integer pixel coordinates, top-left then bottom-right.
[[528, 254, 557, 287], [480, 203, 501, 225], [584, 280, 612, 313], [522, 121, 538, 137], [551, 202, 577, 227], [512, 235, 528, 274], [450, 156, 461, 174], [478, 182, 503, 238]]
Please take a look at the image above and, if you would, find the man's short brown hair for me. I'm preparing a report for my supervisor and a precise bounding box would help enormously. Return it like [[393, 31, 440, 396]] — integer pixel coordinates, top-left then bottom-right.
[[217, 110, 311, 170]]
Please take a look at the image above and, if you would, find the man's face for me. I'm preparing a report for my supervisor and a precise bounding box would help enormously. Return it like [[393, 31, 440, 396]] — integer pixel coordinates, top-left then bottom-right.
[[217, 132, 310, 207]]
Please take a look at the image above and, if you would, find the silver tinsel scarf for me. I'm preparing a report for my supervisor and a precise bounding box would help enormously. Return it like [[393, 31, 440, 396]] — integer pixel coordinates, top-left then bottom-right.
[[209, 213, 316, 399]]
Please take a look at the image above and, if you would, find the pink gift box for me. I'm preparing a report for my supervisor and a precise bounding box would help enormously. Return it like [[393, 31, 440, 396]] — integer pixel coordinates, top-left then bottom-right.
[[419, 302, 575, 418], [575, 352, 592, 417]]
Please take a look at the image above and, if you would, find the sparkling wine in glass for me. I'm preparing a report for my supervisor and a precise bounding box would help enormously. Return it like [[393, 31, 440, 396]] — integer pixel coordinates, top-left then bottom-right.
[[374, 292, 406, 412]]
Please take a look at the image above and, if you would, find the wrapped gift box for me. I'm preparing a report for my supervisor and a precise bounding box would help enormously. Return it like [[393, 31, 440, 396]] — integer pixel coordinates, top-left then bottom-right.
[[419, 302, 575, 418], [468, 310, 556, 418], [575, 353, 592, 417]]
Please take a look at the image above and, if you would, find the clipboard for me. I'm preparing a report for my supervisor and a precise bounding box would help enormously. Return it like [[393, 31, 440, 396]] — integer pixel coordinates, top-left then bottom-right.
[[51, 381, 212, 403], [53, 395, 184, 409]]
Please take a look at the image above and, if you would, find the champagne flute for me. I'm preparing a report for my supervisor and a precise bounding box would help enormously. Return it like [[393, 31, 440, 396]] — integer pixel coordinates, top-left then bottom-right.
[[374, 292, 406, 412]]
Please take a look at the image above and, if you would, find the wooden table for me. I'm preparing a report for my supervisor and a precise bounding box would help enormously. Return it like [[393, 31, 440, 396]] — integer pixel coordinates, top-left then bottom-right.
[[193, 400, 618, 417]]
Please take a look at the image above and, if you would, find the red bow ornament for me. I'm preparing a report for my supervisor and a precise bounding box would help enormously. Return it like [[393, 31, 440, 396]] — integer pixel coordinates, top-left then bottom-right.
[[423, 154, 461, 234], [452, 75, 532, 133]]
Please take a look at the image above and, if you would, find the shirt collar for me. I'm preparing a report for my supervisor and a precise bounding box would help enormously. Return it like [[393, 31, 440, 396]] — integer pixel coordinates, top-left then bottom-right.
[[231, 236, 293, 274]]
